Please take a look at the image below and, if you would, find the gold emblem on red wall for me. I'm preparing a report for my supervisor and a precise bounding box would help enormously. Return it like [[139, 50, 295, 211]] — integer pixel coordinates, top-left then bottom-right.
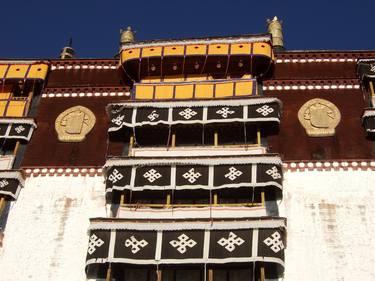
[[55, 106, 96, 142], [298, 98, 341, 137]]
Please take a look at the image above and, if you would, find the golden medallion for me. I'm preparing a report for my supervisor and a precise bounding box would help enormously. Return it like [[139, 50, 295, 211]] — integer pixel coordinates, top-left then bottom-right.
[[55, 106, 96, 142], [298, 98, 341, 137]]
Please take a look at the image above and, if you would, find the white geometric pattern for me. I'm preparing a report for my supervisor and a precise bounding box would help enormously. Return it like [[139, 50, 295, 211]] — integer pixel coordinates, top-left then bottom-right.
[[170, 234, 197, 254], [266, 166, 281, 179], [182, 168, 202, 183], [108, 169, 124, 184], [111, 115, 125, 126], [263, 231, 284, 253], [87, 234, 104, 255], [125, 235, 148, 254], [179, 108, 198, 120], [217, 232, 245, 252], [216, 107, 235, 118], [256, 105, 274, 116], [370, 64, 375, 72], [0, 179, 9, 188], [224, 167, 243, 181], [143, 169, 162, 183], [147, 110, 159, 121], [15, 125, 25, 134]]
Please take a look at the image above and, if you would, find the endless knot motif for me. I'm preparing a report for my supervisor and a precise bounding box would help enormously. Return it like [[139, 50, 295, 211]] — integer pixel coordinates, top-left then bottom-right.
[[263, 231, 284, 253], [143, 169, 162, 183], [182, 168, 202, 183], [217, 232, 245, 252], [224, 167, 243, 181], [87, 234, 104, 255], [147, 110, 159, 121], [216, 107, 235, 118], [170, 234, 197, 254], [125, 235, 148, 254], [256, 105, 274, 116], [108, 169, 123, 184], [111, 115, 125, 126], [370, 64, 375, 72], [179, 108, 197, 120], [265, 166, 281, 179], [15, 125, 25, 134], [0, 179, 9, 188]]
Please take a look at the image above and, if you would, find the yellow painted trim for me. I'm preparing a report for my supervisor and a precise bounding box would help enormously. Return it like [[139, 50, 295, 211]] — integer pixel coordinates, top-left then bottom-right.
[[186, 44, 207, 55], [142, 46, 162, 57], [208, 44, 229, 55], [135, 85, 154, 99], [235, 81, 253, 96], [6, 65, 29, 79], [215, 82, 234, 98], [195, 83, 214, 99], [175, 84, 194, 99], [164, 45, 184, 56], [27, 64, 49, 80], [230, 43, 251, 55], [253, 42, 272, 57], [0, 65, 8, 79], [6, 100, 27, 117], [155, 85, 173, 99], [122, 48, 141, 61]]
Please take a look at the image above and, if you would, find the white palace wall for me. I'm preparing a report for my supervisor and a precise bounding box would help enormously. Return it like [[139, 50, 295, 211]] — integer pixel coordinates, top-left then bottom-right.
[[0, 170, 374, 280]]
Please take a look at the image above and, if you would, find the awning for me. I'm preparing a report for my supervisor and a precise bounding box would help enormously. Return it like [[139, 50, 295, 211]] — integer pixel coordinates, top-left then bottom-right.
[[357, 59, 375, 81], [104, 155, 282, 195], [0, 170, 25, 200], [0, 118, 37, 142], [362, 108, 375, 133], [107, 98, 282, 134], [119, 34, 273, 80], [0, 61, 49, 81], [86, 218, 286, 278]]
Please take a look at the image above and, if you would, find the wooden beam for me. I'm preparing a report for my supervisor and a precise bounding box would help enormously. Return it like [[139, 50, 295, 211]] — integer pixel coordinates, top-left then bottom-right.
[[13, 141, 20, 156], [120, 194, 125, 206], [214, 131, 218, 146], [370, 81, 375, 96], [260, 266, 265, 281], [166, 194, 171, 208], [0, 197, 5, 217], [105, 264, 112, 281]]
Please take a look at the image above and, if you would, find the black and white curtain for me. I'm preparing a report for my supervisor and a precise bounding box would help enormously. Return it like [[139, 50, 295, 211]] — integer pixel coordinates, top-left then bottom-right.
[[104, 156, 282, 195], [0, 118, 37, 142], [0, 170, 25, 200], [107, 98, 282, 133], [86, 218, 286, 273], [357, 59, 375, 81]]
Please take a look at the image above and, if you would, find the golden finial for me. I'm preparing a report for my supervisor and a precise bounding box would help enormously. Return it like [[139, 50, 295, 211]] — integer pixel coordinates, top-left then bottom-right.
[[267, 16, 284, 48], [120, 26, 135, 45]]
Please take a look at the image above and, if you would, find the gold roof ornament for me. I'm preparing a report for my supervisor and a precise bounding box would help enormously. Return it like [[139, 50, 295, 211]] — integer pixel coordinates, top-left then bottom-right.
[[59, 38, 75, 59], [267, 16, 284, 48], [120, 26, 135, 45]]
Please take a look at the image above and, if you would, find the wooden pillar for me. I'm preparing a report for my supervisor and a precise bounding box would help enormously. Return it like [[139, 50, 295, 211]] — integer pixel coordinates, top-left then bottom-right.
[[208, 269, 213, 281], [261, 191, 265, 207], [0, 197, 5, 216], [105, 264, 112, 281], [214, 131, 218, 146], [13, 141, 20, 156], [256, 128, 261, 146], [120, 194, 125, 206], [260, 266, 265, 281], [24, 90, 34, 115], [128, 135, 134, 156], [157, 269, 162, 281], [171, 133, 176, 147], [166, 194, 171, 208], [213, 194, 218, 206], [370, 81, 375, 106]]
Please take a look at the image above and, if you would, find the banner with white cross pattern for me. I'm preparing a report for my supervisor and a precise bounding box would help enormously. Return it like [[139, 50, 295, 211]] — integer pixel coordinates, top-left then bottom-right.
[[0, 118, 37, 142], [0, 170, 25, 200], [106, 98, 281, 133], [357, 59, 375, 81], [104, 156, 283, 196], [85, 218, 286, 277]]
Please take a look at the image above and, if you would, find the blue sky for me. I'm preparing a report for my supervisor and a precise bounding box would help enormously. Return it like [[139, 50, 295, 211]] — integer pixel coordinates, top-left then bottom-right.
[[0, 0, 373, 58]]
